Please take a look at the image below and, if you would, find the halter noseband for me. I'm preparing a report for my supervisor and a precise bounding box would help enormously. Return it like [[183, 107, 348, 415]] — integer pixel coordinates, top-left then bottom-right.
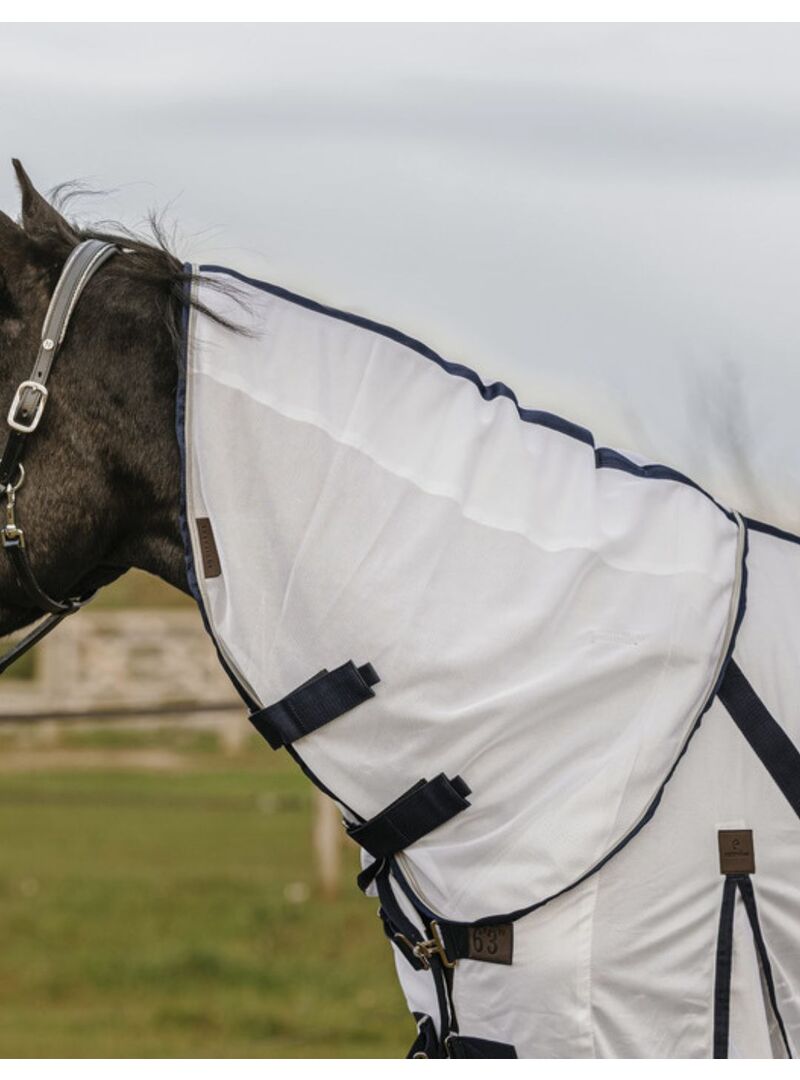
[[0, 238, 118, 674]]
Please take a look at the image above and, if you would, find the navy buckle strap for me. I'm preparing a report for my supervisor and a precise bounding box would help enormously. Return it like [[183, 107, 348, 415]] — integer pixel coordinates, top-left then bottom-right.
[[378, 908, 428, 972], [347, 773, 471, 859], [249, 660, 379, 749]]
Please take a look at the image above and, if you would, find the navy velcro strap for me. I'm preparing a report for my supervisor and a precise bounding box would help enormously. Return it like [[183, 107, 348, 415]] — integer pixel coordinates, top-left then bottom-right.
[[718, 659, 800, 820], [249, 660, 379, 750], [406, 1014, 445, 1059], [445, 1035, 518, 1059], [347, 773, 471, 859]]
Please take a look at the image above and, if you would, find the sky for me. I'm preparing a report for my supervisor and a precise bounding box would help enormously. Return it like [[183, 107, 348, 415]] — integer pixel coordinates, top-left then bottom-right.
[[1, 23, 798, 529]]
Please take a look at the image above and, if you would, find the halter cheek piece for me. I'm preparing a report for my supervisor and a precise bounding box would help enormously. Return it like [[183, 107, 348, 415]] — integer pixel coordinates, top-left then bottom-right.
[[0, 239, 118, 674]]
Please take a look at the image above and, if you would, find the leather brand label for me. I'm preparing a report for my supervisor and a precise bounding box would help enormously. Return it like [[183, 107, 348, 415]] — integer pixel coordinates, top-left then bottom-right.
[[196, 517, 222, 579], [718, 829, 755, 875], [468, 923, 513, 965]]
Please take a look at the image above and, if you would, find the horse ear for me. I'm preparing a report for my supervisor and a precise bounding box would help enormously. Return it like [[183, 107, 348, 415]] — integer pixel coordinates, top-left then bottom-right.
[[12, 158, 73, 237]]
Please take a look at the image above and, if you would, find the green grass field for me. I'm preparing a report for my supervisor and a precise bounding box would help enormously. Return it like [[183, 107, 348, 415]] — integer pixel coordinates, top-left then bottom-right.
[[0, 728, 410, 1058]]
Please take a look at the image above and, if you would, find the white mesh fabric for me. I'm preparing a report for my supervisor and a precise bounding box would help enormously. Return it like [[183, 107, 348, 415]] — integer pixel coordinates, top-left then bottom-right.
[[183, 269, 742, 922], [390, 530, 800, 1057]]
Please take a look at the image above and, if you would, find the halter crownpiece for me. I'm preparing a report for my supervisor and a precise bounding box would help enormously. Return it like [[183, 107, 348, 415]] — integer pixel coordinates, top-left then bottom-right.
[[0, 238, 118, 674]]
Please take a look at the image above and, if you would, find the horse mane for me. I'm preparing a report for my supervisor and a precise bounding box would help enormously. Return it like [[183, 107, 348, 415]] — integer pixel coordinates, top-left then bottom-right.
[[22, 179, 246, 349]]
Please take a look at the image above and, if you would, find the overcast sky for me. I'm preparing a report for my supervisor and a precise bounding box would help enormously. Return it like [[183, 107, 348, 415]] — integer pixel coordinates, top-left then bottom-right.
[[1, 23, 798, 528]]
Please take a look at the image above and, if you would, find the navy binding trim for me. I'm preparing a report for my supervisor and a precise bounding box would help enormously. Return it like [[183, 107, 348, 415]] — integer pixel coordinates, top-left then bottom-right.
[[176, 287, 210, 649], [249, 661, 379, 750], [347, 774, 471, 860], [744, 515, 800, 547], [198, 265, 596, 447], [198, 264, 742, 522], [718, 660, 800, 820], [594, 448, 735, 520], [175, 283, 262, 715], [713, 874, 792, 1059]]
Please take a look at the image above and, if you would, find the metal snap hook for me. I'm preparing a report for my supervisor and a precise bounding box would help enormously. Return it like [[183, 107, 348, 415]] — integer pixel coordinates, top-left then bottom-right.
[[3, 464, 26, 547], [5, 463, 25, 496]]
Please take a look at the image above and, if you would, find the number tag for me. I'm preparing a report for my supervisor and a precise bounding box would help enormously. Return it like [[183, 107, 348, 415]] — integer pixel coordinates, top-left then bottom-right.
[[467, 923, 513, 965]]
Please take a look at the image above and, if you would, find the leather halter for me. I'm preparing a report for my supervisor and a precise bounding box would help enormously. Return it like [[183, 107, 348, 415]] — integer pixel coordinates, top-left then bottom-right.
[[0, 239, 118, 674]]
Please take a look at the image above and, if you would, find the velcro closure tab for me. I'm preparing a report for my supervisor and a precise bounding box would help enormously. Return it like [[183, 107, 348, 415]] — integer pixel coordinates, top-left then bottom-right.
[[249, 660, 379, 750], [346, 773, 471, 859]]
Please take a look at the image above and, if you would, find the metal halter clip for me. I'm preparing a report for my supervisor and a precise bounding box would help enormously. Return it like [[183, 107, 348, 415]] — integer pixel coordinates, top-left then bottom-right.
[[411, 921, 456, 970], [391, 931, 429, 968], [2, 465, 25, 547], [8, 381, 49, 434]]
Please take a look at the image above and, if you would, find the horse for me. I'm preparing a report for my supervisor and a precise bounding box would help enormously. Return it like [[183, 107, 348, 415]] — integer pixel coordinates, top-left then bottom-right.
[[1, 161, 798, 1059]]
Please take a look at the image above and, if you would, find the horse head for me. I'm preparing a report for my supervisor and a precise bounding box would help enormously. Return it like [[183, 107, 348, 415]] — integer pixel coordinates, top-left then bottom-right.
[[0, 160, 188, 639]]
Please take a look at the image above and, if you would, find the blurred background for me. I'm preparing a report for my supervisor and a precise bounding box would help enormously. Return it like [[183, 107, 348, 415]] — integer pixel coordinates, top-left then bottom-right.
[[1, 20, 799, 1058]]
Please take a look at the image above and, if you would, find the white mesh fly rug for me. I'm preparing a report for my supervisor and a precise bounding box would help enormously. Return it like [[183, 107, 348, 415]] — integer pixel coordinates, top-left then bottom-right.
[[179, 267, 800, 1059]]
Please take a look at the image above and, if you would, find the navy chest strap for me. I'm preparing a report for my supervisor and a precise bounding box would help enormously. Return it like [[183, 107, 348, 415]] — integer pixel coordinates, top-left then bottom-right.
[[249, 660, 379, 749], [373, 861, 514, 972]]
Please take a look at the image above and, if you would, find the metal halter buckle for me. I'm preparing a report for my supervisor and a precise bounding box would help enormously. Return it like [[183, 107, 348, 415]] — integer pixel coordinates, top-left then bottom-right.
[[8, 381, 48, 434]]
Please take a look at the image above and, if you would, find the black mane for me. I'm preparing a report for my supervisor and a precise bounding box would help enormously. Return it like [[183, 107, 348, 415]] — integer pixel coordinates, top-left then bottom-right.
[[20, 177, 243, 349]]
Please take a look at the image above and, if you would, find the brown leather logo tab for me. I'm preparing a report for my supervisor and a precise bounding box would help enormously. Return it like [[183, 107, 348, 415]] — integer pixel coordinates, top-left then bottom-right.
[[718, 829, 755, 875], [196, 517, 221, 579], [468, 923, 513, 965]]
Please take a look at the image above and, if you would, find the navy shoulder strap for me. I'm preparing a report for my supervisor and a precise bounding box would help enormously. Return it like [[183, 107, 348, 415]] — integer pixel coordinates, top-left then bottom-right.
[[718, 660, 800, 819]]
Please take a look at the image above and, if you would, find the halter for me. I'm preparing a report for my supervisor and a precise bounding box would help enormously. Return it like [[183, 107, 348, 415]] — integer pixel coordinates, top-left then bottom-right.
[[0, 239, 118, 674]]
